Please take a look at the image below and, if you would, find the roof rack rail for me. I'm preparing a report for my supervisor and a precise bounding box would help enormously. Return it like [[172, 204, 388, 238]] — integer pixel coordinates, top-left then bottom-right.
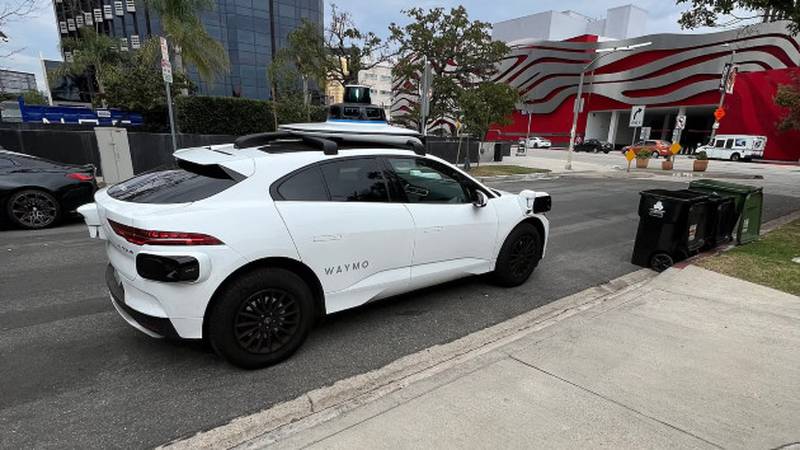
[[234, 131, 339, 155]]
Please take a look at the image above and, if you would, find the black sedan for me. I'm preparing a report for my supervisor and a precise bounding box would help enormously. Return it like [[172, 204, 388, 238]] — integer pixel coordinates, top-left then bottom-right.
[[0, 149, 97, 229], [575, 138, 613, 153]]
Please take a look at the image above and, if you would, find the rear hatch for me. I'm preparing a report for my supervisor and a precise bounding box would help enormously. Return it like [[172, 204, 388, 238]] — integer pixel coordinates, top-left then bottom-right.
[[88, 145, 251, 280]]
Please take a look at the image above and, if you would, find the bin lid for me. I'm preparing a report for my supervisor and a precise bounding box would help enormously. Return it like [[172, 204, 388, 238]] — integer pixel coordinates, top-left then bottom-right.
[[688, 179, 762, 195], [640, 189, 710, 202]]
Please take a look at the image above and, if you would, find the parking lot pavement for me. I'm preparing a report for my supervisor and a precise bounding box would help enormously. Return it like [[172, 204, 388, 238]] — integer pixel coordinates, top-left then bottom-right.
[[2, 177, 800, 449]]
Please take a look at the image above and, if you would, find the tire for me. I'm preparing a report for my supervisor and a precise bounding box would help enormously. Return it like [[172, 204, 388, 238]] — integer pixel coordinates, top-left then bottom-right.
[[207, 268, 315, 369], [650, 253, 674, 272], [730, 153, 741, 161], [6, 189, 61, 229], [491, 223, 542, 287]]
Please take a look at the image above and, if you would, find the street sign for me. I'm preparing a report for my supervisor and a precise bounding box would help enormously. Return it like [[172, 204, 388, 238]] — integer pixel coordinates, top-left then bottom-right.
[[625, 149, 636, 161], [714, 107, 725, 121], [160, 36, 169, 62], [675, 114, 686, 130], [161, 60, 173, 84], [670, 142, 681, 154], [725, 66, 738, 94], [712, 121, 720, 130], [640, 126, 651, 141], [629, 105, 645, 127]]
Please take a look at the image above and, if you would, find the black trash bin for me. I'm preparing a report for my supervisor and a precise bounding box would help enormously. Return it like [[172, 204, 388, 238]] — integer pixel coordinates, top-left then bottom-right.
[[631, 189, 711, 271], [693, 192, 737, 249]]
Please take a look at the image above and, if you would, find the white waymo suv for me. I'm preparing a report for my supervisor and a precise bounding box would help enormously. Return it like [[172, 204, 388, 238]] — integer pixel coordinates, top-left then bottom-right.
[[78, 132, 551, 369]]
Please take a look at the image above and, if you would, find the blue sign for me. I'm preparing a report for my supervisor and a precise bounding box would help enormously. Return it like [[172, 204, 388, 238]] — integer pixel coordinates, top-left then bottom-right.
[[17, 98, 143, 126]]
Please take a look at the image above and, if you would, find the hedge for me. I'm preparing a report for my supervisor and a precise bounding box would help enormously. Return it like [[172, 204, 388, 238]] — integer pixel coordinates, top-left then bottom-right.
[[175, 95, 329, 136], [176, 96, 275, 135]]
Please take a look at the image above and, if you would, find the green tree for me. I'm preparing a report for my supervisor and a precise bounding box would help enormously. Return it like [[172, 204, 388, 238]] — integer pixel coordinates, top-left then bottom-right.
[[775, 69, 800, 131], [458, 82, 519, 140], [144, 0, 229, 82], [389, 6, 510, 133], [58, 28, 122, 107], [327, 3, 392, 85], [103, 38, 194, 131], [276, 19, 328, 121], [677, 0, 800, 34], [1, 90, 49, 105]]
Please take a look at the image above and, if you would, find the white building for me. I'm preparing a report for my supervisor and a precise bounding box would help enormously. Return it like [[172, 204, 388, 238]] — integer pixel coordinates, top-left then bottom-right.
[[0, 69, 37, 94], [492, 5, 648, 43], [358, 62, 394, 115]]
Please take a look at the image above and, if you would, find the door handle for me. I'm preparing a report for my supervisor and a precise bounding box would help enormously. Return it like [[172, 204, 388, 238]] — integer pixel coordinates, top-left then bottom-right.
[[313, 234, 342, 242], [423, 226, 444, 233]]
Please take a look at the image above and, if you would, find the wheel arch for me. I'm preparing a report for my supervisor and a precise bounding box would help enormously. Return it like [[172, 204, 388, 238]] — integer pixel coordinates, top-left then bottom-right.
[[497, 215, 547, 261], [203, 257, 326, 339]]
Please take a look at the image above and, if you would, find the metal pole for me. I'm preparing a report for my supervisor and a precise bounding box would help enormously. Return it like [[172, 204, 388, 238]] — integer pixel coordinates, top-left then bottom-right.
[[525, 110, 532, 146], [165, 82, 177, 152], [710, 49, 735, 142], [565, 69, 585, 170]]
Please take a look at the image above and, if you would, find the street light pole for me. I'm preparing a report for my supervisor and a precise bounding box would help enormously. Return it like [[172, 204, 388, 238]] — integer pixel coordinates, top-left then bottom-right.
[[565, 42, 651, 170], [709, 47, 736, 142]]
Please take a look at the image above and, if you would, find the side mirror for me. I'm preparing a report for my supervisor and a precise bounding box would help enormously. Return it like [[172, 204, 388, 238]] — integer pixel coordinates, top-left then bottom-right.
[[473, 190, 488, 208]]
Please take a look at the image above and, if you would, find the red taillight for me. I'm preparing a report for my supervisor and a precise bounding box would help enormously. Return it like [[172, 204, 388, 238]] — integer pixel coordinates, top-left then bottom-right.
[[107, 219, 223, 246], [67, 172, 94, 182]]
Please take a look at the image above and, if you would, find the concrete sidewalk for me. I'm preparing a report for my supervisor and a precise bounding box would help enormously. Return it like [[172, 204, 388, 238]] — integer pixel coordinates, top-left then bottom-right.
[[245, 266, 800, 449]]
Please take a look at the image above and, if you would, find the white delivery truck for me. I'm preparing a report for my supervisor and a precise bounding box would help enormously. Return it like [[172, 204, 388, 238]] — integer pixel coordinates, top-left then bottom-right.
[[698, 135, 767, 161]]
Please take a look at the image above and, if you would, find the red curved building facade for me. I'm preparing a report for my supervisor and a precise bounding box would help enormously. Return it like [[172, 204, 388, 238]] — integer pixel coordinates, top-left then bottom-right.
[[392, 21, 800, 161]]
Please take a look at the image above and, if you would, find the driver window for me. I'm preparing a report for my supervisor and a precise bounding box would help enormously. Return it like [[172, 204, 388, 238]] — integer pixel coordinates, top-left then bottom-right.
[[386, 157, 470, 204]]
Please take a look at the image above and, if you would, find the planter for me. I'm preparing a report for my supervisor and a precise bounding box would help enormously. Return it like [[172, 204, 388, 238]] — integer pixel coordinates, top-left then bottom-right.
[[693, 160, 709, 172], [636, 159, 650, 169], [661, 160, 673, 170]]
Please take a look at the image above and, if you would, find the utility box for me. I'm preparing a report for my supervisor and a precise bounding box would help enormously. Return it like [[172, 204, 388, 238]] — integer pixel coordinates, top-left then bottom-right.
[[688, 179, 763, 244], [95, 127, 134, 184]]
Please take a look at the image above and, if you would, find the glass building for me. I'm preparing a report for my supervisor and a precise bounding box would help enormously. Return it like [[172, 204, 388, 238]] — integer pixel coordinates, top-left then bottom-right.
[[51, 0, 323, 100]]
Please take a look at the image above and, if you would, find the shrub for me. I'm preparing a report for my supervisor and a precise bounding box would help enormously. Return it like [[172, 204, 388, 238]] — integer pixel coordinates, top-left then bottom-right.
[[176, 95, 329, 136], [176, 96, 275, 135], [695, 150, 708, 160]]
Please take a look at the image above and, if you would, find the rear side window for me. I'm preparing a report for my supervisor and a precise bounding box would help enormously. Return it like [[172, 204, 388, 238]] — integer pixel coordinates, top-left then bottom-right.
[[276, 166, 328, 201], [725, 139, 734, 149], [320, 158, 389, 202], [107, 161, 240, 203]]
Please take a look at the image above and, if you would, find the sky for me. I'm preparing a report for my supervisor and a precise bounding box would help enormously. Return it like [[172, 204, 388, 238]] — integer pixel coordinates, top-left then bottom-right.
[[0, 0, 737, 92]]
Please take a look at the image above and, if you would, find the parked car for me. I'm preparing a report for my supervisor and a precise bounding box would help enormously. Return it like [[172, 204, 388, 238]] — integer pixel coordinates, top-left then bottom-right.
[[575, 138, 613, 153], [622, 139, 671, 158], [520, 136, 552, 149], [78, 133, 552, 369], [697, 135, 766, 161], [0, 149, 97, 229]]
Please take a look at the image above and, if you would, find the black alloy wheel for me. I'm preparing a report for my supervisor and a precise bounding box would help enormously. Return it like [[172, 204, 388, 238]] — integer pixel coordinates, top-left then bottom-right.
[[208, 268, 315, 369], [7, 189, 60, 229], [492, 223, 543, 287], [234, 288, 300, 354], [650, 253, 674, 272]]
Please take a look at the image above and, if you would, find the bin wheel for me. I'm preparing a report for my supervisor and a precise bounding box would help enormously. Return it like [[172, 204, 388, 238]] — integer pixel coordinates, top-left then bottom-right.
[[650, 253, 674, 272], [730, 153, 741, 161]]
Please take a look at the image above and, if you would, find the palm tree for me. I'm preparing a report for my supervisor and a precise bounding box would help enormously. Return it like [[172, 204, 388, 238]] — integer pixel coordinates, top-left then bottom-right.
[[144, 0, 229, 82], [58, 29, 122, 107]]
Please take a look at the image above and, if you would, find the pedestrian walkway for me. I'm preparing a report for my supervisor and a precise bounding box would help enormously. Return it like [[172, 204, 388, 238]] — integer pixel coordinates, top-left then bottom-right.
[[250, 265, 800, 449]]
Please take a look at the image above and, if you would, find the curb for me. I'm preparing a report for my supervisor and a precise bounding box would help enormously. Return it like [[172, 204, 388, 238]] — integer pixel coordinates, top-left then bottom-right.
[[160, 269, 656, 450], [475, 173, 556, 183]]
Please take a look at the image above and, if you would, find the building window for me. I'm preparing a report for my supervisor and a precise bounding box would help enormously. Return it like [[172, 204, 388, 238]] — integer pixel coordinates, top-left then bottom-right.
[[131, 35, 141, 49], [59, 21, 68, 34], [126, 0, 136, 12], [103, 5, 113, 19], [84, 12, 93, 26], [120, 38, 129, 51], [75, 14, 84, 27], [114, 1, 124, 16], [94, 8, 103, 22], [67, 18, 75, 31]]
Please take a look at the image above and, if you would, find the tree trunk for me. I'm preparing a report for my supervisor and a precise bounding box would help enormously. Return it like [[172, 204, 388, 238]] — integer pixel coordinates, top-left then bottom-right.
[[174, 45, 189, 96], [95, 68, 108, 108], [302, 75, 310, 122], [271, 85, 279, 131]]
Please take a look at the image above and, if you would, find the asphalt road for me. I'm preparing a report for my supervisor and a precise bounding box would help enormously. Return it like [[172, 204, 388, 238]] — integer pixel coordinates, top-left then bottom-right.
[[2, 177, 799, 449]]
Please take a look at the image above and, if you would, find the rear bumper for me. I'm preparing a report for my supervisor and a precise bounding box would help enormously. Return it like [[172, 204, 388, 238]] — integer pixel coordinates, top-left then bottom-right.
[[106, 264, 180, 339]]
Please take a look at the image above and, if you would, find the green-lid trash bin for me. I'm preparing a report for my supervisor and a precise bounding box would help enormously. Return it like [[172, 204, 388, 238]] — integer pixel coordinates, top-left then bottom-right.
[[688, 179, 763, 244]]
